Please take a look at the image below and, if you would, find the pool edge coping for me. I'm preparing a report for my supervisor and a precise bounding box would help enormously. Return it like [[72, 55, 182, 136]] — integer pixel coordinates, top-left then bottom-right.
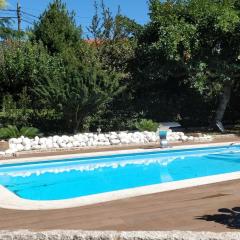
[[0, 141, 240, 210]]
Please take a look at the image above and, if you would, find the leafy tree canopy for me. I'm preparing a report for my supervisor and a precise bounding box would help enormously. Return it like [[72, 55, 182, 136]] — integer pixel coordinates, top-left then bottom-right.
[[31, 0, 82, 53], [134, 0, 240, 126], [30, 0, 123, 133]]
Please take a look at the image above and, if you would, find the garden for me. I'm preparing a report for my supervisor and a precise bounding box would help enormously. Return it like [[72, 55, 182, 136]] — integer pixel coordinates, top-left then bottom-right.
[[0, 0, 239, 145]]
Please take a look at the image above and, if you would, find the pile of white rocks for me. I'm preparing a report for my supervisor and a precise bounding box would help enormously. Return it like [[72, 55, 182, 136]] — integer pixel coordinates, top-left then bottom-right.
[[3, 130, 213, 155], [166, 131, 213, 142]]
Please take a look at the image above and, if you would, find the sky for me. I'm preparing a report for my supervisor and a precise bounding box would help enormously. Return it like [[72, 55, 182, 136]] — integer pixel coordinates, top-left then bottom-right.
[[2, 0, 149, 36]]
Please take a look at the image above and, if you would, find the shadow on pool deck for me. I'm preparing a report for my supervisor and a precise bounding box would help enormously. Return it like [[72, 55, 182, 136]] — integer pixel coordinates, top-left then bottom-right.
[[197, 207, 240, 229]]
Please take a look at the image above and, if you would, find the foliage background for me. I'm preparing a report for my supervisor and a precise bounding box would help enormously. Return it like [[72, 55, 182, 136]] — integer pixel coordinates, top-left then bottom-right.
[[0, 0, 239, 135]]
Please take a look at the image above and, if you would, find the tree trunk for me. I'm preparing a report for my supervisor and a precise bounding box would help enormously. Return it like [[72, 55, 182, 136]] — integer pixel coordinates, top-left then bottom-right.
[[214, 81, 232, 131]]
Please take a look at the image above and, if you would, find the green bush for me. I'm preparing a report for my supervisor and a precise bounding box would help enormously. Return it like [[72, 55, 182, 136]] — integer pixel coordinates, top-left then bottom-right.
[[0, 125, 41, 139], [135, 119, 159, 132]]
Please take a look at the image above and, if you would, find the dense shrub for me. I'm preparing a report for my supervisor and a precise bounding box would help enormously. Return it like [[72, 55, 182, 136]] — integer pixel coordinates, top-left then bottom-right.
[[135, 119, 159, 132], [0, 125, 41, 139]]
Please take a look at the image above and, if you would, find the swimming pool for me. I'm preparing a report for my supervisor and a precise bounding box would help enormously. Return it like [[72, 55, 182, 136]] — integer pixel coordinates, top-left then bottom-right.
[[0, 144, 240, 203]]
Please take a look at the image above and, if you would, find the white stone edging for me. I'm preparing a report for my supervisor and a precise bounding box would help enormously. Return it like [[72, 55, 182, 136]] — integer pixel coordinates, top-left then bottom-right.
[[0, 230, 240, 240], [2, 131, 213, 156]]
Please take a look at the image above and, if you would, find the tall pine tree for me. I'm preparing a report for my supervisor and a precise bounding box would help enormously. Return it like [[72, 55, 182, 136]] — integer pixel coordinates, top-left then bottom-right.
[[31, 0, 121, 133]]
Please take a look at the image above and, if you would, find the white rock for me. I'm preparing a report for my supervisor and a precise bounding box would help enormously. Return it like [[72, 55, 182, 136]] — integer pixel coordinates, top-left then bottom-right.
[[22, 138, 31, 146], [181, 135, 188, 141], [98, 134, 106, 141], [45, 139, 52, 145], [0, 151, 5, 156], [57, 138, 63, 145], [7, 130, 194, 152], [9, 138, 18, 144], [93, 135, 99, 141], [51, 143, 58, 148], [120, 138, 130, 144], [110, 139, 121, 145], [52, 136, 59, 143], [35, 136, 40, 141], [39, 138, 47, 145], [109, 134, 118, 140], [144, 138, 149, 143], [24, 144, 31, 151], [32, 145, 40, 150], [15, 138, 22, 144], [80, 142, 87, 147], [9, 143, 17, 150], [104, 141, 111, 146], [73, 141, 80, 147], [16, 144, 24, 151], [40, 144, 47, 149], [46, 142, 53, 149], [59, 142, 67, 148], [110, 131, 117, 135], [118, 132, 128, 138], [87, 141, 93, 147], [62, 135, 69, 143], [5, 149, 17, 155], [30, 140, 38, 146], [175, 135, 180, 141], [73, 135, 81, 141], [66, 143, 73, 148], [82, 136, 89, 142]]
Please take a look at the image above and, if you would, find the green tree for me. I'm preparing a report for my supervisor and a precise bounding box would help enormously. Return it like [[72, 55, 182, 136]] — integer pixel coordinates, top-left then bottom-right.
[[134, 0, 240, 128], [88, 0, 141, 74], [132, 0, 195, 124], [33, 64, 120, 133], [185, 0, 240, 128], [87, 1, 141, 130], [31, 0, 83, 70], [0, 41, 64, 98], [0, 41, 64, 128], [31, 0, 122, 133]]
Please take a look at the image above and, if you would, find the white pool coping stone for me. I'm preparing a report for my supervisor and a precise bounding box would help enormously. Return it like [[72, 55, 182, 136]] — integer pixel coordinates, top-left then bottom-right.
[[1, 230, 240, 240], [0, 141, 239, 210]]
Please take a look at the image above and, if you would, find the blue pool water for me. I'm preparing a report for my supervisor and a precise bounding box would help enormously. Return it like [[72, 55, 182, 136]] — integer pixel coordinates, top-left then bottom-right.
[[0, 145, 240, 201]]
